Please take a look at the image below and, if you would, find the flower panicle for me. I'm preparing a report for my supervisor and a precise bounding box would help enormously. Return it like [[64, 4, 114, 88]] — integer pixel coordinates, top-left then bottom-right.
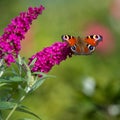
[[0, 5, 45, 66], [28, 42, 72, 73]]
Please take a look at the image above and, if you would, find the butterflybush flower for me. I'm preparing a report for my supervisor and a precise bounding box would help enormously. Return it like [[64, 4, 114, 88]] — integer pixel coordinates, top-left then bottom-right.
[[0, 5, 45, 66], [28, 42, 72, 73]]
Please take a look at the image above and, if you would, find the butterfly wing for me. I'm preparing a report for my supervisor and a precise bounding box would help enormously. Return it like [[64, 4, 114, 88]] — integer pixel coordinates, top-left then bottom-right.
[[61, 35, 81, 54], [61, 34, 103, 55], [61, 35, 77, 46], [83, 35, 103, 55]]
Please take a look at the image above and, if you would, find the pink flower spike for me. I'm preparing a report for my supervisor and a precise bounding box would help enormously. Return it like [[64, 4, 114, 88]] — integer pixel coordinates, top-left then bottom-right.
[[28, 42, 72, 74], [0, 5, 45, 66]]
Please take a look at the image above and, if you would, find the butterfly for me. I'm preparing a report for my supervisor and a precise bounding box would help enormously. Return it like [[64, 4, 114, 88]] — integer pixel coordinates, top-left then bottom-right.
[[61, 34, 103, 55]]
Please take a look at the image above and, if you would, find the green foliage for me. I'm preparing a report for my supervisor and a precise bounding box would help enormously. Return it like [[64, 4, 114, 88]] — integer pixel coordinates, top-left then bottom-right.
[[0, 0, 120, 120], [0, 56, 50, 120]]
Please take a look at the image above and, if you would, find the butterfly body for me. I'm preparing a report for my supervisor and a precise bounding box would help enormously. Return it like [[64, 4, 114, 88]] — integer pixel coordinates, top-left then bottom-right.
[[61, 35, 103, 55]]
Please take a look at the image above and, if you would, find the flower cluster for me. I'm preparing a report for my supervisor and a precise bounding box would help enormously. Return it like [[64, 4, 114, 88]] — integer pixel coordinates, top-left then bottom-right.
[[0, 5, 45, 66], [28, 42, 72, 73]]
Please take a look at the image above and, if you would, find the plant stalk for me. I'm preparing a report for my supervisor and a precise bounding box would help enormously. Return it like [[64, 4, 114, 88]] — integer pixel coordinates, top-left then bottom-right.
[[5, 95, 26, 120]]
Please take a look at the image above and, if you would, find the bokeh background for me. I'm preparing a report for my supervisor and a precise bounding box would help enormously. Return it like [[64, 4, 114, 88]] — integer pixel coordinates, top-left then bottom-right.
[[1, 0, 120, 119]]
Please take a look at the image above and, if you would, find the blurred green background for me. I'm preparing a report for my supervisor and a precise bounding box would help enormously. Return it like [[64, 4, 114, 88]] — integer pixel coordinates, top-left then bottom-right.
[[1, 0, 120, 119]]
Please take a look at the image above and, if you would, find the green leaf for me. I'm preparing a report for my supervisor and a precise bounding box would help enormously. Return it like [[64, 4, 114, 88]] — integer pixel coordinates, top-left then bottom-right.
[[11, 68, 19, 76], [32, 72, 55, 79], [0, 111, 3, 120], [0, 71, 4, 77], [9, 76, 23, 82], [18, 55, 24, 65], [2, 68, 18, 76], [29, 58, 37, 69], [0, 83, 7, 87], [28, 72, 55, 92], [17, 55, 26, 75], [22, 61, 31, 73], [0, 101, 16, 110], [30, 78, 46, 92], [0, 60, 5, 77], [0, 59, 3, 66], [0, 102, 41, 119], [22, 60, 32, 85], [0, 76, 23, 83], [18, 118, 34, 120], [17, 106, 41, 120], [32, 72, 47, 76]]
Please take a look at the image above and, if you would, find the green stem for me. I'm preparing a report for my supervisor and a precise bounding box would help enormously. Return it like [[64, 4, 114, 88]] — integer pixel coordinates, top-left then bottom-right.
[[5, 95, 26, 120], [5, 103, 18, 120]]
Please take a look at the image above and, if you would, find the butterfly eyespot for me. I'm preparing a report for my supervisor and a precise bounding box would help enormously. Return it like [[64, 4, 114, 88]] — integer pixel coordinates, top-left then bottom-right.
[[93, 35, 99, 39], [87, 44, 95, 52], [71, 45, 76, 51], [93, 35, 102, 41], [62, 35, 70, 41]]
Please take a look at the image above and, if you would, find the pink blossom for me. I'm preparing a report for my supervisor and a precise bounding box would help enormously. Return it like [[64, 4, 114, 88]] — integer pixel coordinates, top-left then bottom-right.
[[28, 42, 72, 73], [0, 5, 45, 66]]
